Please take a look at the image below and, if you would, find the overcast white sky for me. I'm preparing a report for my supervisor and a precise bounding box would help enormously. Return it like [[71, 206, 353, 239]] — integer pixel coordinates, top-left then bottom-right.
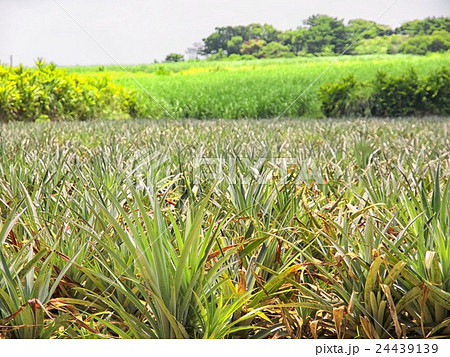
[[1, 0, 449, 66]]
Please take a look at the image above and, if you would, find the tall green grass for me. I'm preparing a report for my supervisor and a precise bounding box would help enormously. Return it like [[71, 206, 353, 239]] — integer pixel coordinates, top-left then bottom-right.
[[65, 53, 450, 119]]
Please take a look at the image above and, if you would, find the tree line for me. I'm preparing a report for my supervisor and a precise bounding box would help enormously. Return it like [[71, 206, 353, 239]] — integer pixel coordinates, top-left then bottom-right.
[[165, 15, 450, 62]]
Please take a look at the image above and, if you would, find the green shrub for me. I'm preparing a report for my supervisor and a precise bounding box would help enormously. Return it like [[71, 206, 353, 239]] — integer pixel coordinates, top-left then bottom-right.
[[370, 69, 422, 117], [319, 75, 370, 117], [420, 67, 450, 115], [0, 61, 142, 122], [371, 68, 450, 117], [320, 66, 450, 118]]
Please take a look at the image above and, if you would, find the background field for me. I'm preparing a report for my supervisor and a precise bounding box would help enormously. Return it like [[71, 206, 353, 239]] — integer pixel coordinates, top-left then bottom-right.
[[65, 53, 450, 119]]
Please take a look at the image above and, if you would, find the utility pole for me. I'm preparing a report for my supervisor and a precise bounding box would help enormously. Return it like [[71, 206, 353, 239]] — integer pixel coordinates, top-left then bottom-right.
[[10, 54, 13, 67]]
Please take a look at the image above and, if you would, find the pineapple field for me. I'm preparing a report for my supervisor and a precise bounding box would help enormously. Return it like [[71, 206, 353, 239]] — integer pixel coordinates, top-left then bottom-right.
[[1, 118, 449, 338]]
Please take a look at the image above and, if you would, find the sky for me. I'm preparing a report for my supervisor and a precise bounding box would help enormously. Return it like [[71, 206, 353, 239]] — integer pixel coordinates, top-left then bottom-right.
[[1, 0, 449, 67]]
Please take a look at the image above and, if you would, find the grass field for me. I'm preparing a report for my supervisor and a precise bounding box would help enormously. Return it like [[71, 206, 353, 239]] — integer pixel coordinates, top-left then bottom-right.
[[65, 53, 450, 119], [1, 117, 449, 338]]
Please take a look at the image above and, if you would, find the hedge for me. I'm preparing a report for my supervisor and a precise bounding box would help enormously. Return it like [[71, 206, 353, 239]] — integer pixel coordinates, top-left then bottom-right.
[[319, 67, 450, 117]]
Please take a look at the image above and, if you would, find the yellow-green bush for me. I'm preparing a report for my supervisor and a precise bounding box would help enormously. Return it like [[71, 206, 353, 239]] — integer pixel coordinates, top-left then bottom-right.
[[0, 61, 142, 122]]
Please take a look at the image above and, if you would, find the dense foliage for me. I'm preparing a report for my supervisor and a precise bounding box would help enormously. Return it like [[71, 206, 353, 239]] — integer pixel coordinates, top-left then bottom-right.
[[1, 118, 449, 338], [195, 16, 449, 60], [319, 67, 450, 117], [0, 61, 141, 122]]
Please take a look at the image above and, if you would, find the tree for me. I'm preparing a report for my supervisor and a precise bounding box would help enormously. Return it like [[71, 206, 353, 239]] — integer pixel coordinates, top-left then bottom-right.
[[246, 23, 281, 43], [280, 28, 307, 53], [240, 39, 266, 55], [304, 15, 350, 54], [255, 42, 294, 59], [396, 17, 450, 36], [201, 23, 281, 55], [227, 36, 243, 54], [202, 26, 247, 54], [165, 53, 184, 62], [203, 32, 223, 55], [347, 19, 392, 40]]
